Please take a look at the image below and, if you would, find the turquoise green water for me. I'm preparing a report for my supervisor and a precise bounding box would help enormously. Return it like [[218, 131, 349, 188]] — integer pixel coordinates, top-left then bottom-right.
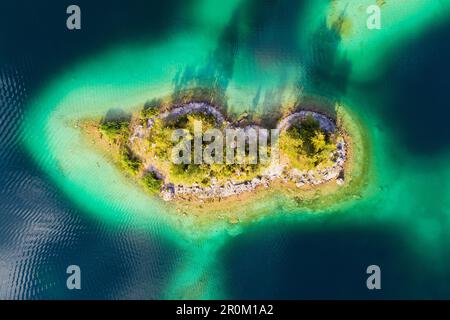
[[20, 0, 450, 298]]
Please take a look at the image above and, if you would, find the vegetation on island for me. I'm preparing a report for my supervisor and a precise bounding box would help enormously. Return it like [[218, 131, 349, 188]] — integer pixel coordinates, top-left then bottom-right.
[[100, 118, 143, 175], [279, 115, 338, 170], [120, 146, 142, 174], [141, 171, 163, 193], [95, 103, 342, 198], [100, 119, 130, 142], [140, 100, 161, 118], [147, 111, 266, 186]]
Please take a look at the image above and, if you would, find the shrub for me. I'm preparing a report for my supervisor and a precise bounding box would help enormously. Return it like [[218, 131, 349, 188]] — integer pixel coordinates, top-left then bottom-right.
[[141, 102, 160, 118], [141, 172, 163, 193], [100, 119, 130, 141], [120, 146, 142, 174]]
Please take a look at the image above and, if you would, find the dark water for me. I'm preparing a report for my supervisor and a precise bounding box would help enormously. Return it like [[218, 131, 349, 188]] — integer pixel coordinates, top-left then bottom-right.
[[222, 215, 450, 299], [221, 20, 450, 300], [1, 1, 450, 299], [380, 22, 450, 155], [0, 0, 186, 300]]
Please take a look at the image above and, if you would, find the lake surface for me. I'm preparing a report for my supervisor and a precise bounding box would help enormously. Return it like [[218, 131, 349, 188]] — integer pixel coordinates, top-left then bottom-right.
[[1, 0, 450, 299]]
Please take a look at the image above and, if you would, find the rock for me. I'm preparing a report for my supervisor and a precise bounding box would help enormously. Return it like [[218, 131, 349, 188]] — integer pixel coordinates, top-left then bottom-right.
[[161, 190, 174, 201], [277, 111, 336, 133], [324, 171, 338, 181]]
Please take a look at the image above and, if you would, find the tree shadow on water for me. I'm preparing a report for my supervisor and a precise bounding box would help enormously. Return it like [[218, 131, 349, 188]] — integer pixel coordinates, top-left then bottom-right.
[[304, 16, 352, 99], [101, 108, 131, 123], [170, 10, 240, 113]]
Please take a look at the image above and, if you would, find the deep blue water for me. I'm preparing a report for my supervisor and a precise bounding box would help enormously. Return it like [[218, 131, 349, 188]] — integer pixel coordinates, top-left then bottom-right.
[[220, 19, 450, 299], [1, 1, 450, 299], [221, 215, 450, 299], [0, 0, 185, 300]]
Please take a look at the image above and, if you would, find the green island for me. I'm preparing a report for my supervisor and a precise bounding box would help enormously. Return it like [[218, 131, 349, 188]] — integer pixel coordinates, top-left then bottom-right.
[[80, 93, 365, 221]]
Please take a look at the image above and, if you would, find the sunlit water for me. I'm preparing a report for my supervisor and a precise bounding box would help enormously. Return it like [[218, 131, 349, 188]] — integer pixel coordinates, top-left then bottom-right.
[[1, 0, 450, 299]]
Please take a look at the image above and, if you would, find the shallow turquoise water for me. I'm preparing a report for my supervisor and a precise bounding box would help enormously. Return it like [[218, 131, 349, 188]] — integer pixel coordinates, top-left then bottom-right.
[[1, 0, 450, 299]]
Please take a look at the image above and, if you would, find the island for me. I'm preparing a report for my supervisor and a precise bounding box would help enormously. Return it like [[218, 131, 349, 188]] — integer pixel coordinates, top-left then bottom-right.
[[80, 92, 364, 221]]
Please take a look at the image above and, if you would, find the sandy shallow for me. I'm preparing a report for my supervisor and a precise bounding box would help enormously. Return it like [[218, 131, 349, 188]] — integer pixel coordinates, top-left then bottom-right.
[[81, 96, 371, 232]]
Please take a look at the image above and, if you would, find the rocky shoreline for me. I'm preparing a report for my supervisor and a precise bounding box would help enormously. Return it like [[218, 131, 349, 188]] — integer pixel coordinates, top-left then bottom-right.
[[132, 103, 347, 201]]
